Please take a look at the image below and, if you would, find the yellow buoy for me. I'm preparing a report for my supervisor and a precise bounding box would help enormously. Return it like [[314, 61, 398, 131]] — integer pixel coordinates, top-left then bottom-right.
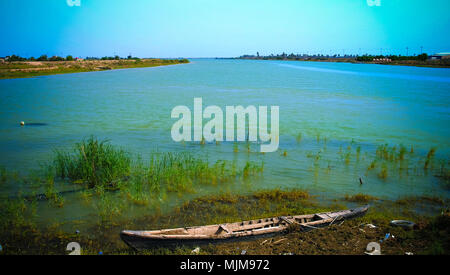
[[20, 121, 25, 126]]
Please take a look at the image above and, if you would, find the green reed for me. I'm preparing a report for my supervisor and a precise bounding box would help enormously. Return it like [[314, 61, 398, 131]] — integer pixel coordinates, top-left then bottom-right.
[[378, 163, 388, 180], [424, 147, 437, 170], [53, 136, 131, 189], [0, 166, 7, 184], [144, 153, 263, 193]]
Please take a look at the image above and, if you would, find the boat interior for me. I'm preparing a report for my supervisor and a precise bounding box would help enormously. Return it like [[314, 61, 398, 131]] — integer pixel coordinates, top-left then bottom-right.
[[142, 213, 334, 236]]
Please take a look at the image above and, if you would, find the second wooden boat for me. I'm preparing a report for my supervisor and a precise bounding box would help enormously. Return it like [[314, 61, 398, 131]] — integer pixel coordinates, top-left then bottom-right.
[[120, 205, 369, 250]]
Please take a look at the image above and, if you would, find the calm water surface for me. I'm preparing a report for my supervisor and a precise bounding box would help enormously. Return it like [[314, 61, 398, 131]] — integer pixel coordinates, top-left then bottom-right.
[[1, 59, 449, 206]]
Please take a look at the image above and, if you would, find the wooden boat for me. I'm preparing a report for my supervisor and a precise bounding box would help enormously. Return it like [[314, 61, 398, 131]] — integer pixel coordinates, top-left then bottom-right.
[[120, 205, 369, 250]]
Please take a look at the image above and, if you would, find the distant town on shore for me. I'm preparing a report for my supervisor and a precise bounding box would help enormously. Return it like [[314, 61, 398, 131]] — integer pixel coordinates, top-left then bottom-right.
[[236, 52, 450, 68]]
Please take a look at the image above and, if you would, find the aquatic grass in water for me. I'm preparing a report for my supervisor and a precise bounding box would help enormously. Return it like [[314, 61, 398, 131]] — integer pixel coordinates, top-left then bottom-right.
[[378, 163, 388, 180], [53, 136, 131, 189], [44, 179, 64, 208], [95, 189, 123, 225], [0, 166, 19, 185], [0, 196, 38, 233], [146, 153, 263, 193], [48, 137, 265, 209], [0, 166, 7, 184], [424, 147, 437, 170]]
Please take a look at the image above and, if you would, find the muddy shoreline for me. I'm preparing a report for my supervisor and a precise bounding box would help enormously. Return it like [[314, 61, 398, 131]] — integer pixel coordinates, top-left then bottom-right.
[[1, 189, 448, 255]]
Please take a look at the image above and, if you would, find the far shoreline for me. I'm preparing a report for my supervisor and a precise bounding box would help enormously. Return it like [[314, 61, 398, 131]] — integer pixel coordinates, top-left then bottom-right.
[[0, 58, 190, 80], [235, 57, 450, 69]]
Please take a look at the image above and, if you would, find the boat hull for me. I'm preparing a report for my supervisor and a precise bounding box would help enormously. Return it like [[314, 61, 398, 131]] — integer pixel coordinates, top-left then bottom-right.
[[120, 230, 283, 250], [120, 205, 369, 250]]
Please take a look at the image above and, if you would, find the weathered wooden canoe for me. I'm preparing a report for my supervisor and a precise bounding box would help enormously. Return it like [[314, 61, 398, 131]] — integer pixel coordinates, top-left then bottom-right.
[[120, 205, 369, 250]]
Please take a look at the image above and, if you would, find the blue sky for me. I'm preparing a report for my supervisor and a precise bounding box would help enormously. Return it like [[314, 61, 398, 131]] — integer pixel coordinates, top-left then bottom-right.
[[1, 0, 449, 58]]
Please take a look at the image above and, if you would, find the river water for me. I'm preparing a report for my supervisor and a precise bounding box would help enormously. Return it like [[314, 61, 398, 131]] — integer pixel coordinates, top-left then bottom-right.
[[0, 59, 449, 209]]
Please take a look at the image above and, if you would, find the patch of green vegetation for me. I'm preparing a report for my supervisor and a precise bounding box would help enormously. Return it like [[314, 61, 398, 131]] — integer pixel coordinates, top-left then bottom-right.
[[53, 136, 131, 189], [420, 213, 450, 255], [398, 144, 407, 161], [395, 196, 446, 206], [44, 180, 65, 208], [344, 193, 379, 203], [356, 146, 361, 159], [252, 189, 310, 202], [424, 147, 437, 170], [367, 159, 377, 171], [0, 166, 7, 184], [145, 152, 262, 193], [378, 163, 388, 180]]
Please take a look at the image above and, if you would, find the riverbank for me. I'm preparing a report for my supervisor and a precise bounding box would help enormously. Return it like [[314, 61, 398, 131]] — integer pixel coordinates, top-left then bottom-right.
[[0, 189, 448, 255], [0, 58, 189, 79], [237, 57, 450, 68]]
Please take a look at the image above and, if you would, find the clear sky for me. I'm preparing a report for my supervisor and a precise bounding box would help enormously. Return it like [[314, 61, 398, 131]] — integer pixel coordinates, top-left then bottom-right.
[[1, 0, 449, 58]]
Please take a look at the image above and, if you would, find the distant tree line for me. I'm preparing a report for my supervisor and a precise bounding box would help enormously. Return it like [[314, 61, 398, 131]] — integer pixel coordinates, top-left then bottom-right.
[[356, 53, 428, 62], [2, 54, 146, 62], [240, 52, 358, 60], [86, 55, 140, 60], [3, 54, 75, 62], [240, 52, 430, 62]]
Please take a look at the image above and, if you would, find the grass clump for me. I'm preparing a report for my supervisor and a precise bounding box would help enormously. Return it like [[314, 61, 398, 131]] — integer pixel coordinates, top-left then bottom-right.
[[395, 196, 445, 206], [0, 166, 7, 184], [344, 193, 378, 203], [145, 153, 263, 193], [252, 189, 309, 202], [53, 136, 131, 189], [378, 163, 388, 180], [398, 144, 407, 160], [424, 147, 437, 170], [367, 159, 377, 171]]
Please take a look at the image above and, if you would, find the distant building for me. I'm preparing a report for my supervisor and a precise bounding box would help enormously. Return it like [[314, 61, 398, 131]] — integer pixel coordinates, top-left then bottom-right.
[[373, 58, 392, 63], [429, 53, 450, 60]]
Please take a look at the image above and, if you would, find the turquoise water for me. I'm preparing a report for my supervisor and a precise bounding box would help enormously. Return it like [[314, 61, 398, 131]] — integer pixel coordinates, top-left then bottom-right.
[[0, 59, 449, 203]]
